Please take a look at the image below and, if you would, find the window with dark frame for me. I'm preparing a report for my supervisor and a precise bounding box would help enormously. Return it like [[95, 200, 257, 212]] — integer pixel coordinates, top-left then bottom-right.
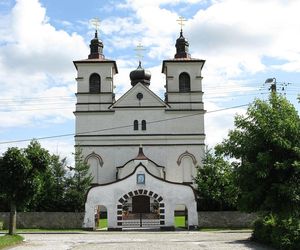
[[89, 73, 101, 93], [134, 120, 139, 130], [141, 120, 146, 130], [179, 72, 190, 92]]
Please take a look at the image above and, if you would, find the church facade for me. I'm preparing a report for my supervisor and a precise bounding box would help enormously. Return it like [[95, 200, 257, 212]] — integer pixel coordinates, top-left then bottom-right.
[[73, 28, 206, 230]]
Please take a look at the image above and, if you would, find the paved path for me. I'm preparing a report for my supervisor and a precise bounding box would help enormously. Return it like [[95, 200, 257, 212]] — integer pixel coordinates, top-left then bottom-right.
[[8, 230, 273, 250]]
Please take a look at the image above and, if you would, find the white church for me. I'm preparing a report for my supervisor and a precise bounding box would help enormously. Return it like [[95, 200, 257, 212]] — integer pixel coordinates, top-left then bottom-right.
[[73, 24, 206, 230]]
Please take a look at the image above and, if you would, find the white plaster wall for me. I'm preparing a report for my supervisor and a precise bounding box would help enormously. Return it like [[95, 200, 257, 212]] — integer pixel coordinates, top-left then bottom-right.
[[75, 63, 115, 93], [164, 62, 203, 92], [78, 144, 204, 184], [181, 156, 194, 183], [75, 109, 204, 135], [118, 160, 163, 179], [83, 165, 198, 229], [87, 157, 99, 183], [114, 84, 165, 107]]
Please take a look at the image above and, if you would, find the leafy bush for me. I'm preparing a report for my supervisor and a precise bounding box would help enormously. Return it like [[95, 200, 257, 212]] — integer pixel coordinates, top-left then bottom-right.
[[253, 214, 300, 250], [195, 149, 239, 211]]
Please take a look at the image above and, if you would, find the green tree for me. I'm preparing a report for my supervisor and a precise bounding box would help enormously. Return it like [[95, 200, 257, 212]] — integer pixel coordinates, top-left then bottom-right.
[[64, 148, 92, 212], [216, 94, 300, 216], [0, 140, 51, 235], [195, 148, 239, 211], [0, 147, 35, 235], [27, 155, 67, 211], [25, 140, 51, 172]]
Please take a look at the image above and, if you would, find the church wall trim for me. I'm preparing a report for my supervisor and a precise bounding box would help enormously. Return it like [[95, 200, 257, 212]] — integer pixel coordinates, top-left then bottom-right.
[[177, 151, 198, 166], [84, 163, 197, 204], [75, 133, 206, 137], [84, 152, 104, 167], [116, 158, 165, 171], [75, 143, 205, 147]]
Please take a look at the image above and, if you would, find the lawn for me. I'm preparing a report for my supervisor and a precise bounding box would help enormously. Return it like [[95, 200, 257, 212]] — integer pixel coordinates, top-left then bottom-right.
[[0, 234, 24, 249], [98, 218, 107, 229], [174, 215, 186, 228]]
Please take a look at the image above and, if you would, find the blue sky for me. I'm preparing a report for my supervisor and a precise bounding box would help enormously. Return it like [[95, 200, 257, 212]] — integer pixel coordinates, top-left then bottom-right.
[[0, 0, 299, 163]]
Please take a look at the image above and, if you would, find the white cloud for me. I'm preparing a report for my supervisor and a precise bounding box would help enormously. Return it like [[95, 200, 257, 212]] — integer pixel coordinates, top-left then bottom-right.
[[0, 0, 87, 130], [188, 0, 300, 74], [204, 100, 247, 147]]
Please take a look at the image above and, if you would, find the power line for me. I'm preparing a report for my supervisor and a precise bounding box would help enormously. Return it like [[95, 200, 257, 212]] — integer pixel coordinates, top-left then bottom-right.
[[0, 103, 249, 145]]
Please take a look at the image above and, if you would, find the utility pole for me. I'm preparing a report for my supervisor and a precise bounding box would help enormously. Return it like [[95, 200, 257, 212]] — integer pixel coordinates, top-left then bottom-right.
[[265, 78, 277, 93]]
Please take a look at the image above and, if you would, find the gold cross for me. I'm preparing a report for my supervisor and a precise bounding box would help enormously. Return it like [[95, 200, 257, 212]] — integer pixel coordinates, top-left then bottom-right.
[[90, 17, 100, 31], [134, 42, 146, 61], [177, 16, 187, 30]]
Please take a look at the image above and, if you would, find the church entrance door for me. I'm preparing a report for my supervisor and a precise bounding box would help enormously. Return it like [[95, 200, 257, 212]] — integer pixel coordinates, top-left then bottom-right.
[[132, 195, 150, 213]]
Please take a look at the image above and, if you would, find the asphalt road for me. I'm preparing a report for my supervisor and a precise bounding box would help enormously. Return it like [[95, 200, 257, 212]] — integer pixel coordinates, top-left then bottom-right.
[[8, 230, 274, 250]]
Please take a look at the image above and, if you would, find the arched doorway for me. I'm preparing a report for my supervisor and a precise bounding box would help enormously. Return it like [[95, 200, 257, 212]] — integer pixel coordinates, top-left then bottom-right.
[[94, 205, 108, 230], [174, 204, 188, 229], [117, 189, 164, 229]]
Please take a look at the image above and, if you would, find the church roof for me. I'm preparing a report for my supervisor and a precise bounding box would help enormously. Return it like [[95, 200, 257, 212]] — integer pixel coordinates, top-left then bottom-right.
[[161, 58, 205, 72], [73, 30, 118, 73], [161, 29, 205, 72], [135, 146, 148, 160], [109, 82, 169, 109], [129, 61, 151, 87], [73, 59, 118, 73]]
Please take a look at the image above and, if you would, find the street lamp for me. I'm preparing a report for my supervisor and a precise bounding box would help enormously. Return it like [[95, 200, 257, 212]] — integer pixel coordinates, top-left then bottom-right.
[[265, 77, 276, 93]]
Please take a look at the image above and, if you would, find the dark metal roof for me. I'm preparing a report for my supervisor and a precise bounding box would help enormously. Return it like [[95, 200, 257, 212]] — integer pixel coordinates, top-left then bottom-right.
[[73, 59, 118, 73], [161, 58, 206, 73]]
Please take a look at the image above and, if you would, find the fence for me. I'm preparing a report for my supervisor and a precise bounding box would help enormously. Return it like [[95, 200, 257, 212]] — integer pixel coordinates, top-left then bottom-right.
[[0, 211, 257, 229], [0, 212, 84, 229]]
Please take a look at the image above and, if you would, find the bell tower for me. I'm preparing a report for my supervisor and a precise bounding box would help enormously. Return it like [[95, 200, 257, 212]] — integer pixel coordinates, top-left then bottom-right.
[[162, 17, 205, 110], [73, 19, 118, 112]]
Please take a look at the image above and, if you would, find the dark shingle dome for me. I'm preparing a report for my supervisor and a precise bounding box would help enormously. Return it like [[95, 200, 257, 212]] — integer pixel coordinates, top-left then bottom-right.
[[175, 30, 191, 59], [130, 61, 151, 87]]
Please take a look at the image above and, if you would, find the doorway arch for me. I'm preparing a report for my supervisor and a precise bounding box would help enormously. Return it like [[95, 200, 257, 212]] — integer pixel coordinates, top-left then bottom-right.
[[116, 189, 165, 228]]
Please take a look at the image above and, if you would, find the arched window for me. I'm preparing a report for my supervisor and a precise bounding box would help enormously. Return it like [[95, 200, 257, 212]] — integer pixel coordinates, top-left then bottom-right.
[[89, 73, 101, 93], [179, 72, 190, 92], [134, 120, 139, 130], [141, 120, 146, 130]]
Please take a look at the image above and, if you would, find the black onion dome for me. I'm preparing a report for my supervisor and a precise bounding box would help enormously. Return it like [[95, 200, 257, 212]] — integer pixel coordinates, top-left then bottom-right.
[[88, 31, 104, 59], [174, 30, 191, 59], [130, 61, 151, 87]]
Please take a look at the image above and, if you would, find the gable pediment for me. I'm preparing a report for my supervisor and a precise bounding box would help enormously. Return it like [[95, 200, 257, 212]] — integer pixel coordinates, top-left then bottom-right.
[[110, 83, 168, 109]]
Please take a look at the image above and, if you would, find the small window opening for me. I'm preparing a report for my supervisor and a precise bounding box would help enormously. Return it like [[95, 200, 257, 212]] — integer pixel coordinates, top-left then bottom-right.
[[142, 120, 146, 130], [89, 73, 101, 93], [134, 120, 139, 130], [179, 72, 190, 92]]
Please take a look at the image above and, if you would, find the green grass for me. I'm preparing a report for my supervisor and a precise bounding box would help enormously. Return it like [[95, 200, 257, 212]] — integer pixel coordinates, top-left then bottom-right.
[[199, 227, 252, 231], [98, 218, 107, 229], [174, 215, 186, 228], [0, 234, 24, 249], [0, 229, 83, 233]]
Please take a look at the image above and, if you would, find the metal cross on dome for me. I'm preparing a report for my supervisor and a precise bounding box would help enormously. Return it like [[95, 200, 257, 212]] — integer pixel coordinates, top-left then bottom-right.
[[90, 17, 100, 32], [134, 42, 146, 62], [177, 16, 187, 31]]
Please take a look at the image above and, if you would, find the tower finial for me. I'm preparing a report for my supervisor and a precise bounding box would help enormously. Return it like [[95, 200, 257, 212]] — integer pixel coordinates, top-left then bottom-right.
[[177, 16, 187, 34], [174, 16, 190, 59], [88, 17, 104, 59], [90, 17, 101, 33], [134, 42, 146, 64]]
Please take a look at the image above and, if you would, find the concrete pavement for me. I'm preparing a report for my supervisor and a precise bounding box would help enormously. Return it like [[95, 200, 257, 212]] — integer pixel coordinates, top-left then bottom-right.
[[8, 230, 273, 250]]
